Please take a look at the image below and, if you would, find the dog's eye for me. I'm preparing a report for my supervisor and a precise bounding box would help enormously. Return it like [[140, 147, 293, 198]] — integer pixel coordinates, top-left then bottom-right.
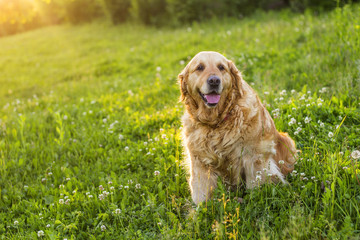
[[218, 64, 225, 71], [196, 64, 204, 71]]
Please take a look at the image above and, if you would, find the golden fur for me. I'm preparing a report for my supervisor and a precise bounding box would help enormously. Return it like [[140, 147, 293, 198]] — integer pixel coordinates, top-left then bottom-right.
[[179, 51, 297, 204]]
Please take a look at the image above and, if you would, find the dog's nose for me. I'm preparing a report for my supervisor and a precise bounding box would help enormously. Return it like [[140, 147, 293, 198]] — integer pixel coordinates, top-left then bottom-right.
[[207, 75, 221, 88]]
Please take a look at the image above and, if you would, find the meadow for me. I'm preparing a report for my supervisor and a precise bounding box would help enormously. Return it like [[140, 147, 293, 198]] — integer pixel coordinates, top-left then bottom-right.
[[0, 4, 360, 239]]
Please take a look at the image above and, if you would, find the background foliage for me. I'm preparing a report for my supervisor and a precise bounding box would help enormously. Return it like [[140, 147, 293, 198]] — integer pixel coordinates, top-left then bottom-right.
[[1, 0, 359, 37]]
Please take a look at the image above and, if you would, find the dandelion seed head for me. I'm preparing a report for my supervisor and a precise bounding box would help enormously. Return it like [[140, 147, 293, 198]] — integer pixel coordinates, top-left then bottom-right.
[[351, 150, 360, 159]]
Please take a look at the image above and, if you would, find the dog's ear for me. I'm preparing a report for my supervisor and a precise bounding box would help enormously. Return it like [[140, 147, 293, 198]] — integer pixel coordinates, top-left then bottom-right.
[[178, 65, 189, 102], [228, 60, 243, 96]]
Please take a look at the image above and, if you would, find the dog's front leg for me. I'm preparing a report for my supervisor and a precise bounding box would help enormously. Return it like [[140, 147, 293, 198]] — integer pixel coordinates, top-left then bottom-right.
[[189, 157, 217, 204]]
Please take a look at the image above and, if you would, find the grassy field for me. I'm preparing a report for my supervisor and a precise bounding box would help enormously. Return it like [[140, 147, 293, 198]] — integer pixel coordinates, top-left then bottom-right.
[[1, 4, 360, 239]]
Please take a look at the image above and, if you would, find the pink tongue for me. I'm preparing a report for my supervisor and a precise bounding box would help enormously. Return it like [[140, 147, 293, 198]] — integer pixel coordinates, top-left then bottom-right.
[[205, 94, 220, 104]]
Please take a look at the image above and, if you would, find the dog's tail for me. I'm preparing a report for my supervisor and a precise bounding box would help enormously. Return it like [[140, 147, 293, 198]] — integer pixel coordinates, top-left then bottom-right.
[[274, 132, 297, 175]]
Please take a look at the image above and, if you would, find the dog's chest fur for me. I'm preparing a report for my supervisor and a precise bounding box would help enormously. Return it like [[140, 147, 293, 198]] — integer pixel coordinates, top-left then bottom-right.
[[182, 109, 258, 168]]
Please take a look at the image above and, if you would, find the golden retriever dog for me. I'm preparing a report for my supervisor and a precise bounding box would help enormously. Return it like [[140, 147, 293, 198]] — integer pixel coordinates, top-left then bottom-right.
[[179, 51, 297, 204]]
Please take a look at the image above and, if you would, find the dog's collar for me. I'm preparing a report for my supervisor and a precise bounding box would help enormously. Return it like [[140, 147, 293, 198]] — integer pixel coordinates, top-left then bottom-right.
[[214, 109, 232, 128], [223, 112, 231, 122]]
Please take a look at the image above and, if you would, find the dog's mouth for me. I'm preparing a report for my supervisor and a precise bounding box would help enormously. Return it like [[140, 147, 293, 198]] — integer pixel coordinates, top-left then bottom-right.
[[199, 91, 221, 107]]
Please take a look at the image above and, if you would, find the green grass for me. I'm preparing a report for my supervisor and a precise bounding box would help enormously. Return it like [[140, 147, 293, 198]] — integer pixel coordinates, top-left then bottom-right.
[[1, 5, 360, 239]]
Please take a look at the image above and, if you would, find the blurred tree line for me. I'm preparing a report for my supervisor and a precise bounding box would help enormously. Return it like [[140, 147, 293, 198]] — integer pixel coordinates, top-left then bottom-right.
[[0, 0, 358, 37]]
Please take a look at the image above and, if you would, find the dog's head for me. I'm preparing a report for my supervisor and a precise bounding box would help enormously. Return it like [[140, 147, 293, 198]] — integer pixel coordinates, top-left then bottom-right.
[[178, 51, 243, 124]]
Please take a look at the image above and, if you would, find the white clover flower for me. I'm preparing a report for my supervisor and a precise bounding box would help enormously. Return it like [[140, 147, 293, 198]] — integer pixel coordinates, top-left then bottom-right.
[[128, 179, 133, 184], [319, 87, 327, 93], [118, 134, 124, 140], [267, 173, 273, 177], [88, 195, 93, 198], [108, 181, 113, 185], [264, 91, 269, 95], [66, 177, 70, 181], [292, 170, 297, 174], [154, 170, 160, 176], [179, 60, 185, 65], [103, 191, 109, 197], [98, 194, 105, 201], [291, 89, 296, 94], [64, 196, 69, 199], [328, 132, 334, 138], [119, 185, 123, 189], [255, 175, 262, 181], [280, 90, 287, 96], [115, 209, 121, 214], [63, 115, 68, 120], [279, 97, 284, 101], [300, 173, 305, 176], [14, 221, 19, 225], [135, 183, 141, 189], [304, 117, 311, 124], [48, 172, 52, 176], [42, 178, 46, 183], [278, 160, 285, 165], [154, 137, 159, 141], [288, 118, 296, 126], [86, 192, 90, 195], [156, 66, 162, 72], [343, 166, 348, 170], [101, 225, 106, 231], [59, 199, 64, 204], [311, 176, 316, 180], [37, 230, 45, 237], [110, 186, 115, 191], [46, 224, 51, 228], [124, 146, 129, 151], [339, 152, 344, 155], [99, 185, 104, 190], [351, 150, 360, 159], [320, 122, 324, 127], [303, 177, 308, 181], [124, 186, 129, 189]]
